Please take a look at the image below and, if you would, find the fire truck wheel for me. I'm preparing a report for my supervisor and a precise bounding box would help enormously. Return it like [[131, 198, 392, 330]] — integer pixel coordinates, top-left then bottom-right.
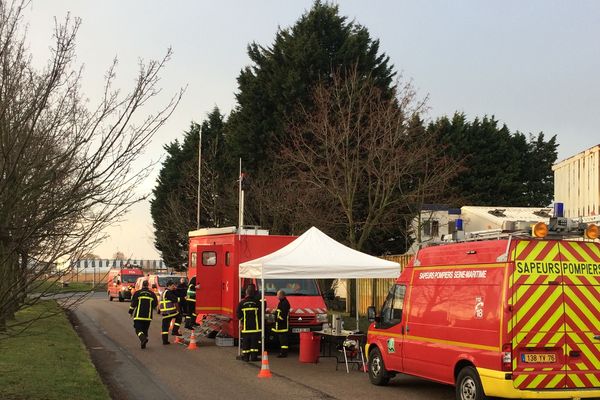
[[456, 366, 487, 400], [118, 295, 124, 302], [108, 293, 113, 301], [368, 347, 390, 386]]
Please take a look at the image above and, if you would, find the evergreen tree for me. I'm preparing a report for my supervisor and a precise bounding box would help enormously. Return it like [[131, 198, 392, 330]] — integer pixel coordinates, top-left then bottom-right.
[[227, 1, 395, 171], [225, 0, 396, 232], [428, 113, 558, 207], [151, 108, 233, 270]]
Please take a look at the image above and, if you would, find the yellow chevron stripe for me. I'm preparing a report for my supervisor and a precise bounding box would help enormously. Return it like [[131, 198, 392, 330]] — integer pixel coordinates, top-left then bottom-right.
[[587, 373, 600, 386], [548, 373, 564, 388], [587, 243, 600, 260], [511, 286, 562, 334], [570, 373, 585, 387], [565, 305, 592, 333], [565, 281, 599, 314], [527, 373, 547, 388], [514, 374, 527, 386]]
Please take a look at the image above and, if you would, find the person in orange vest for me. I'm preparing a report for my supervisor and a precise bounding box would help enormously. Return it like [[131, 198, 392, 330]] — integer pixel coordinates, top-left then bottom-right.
[[272, 289, 290, 358], [128, 280, 158, 349], [159, 280, 182, 345]]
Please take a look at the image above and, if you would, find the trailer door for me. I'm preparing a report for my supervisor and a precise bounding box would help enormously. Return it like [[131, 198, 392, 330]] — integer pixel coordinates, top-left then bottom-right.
[[195, 245, 223, 314], [558, 241, 600, 389]]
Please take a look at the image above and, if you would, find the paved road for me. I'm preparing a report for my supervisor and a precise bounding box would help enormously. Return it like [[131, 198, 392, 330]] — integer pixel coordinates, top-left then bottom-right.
[[72, 293, 455, 400]]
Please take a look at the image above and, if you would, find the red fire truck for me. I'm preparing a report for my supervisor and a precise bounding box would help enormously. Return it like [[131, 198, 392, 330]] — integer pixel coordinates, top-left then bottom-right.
[[188, 227, 328, 340], [107, 267, 144, 302], [366, 219, 600, 400]]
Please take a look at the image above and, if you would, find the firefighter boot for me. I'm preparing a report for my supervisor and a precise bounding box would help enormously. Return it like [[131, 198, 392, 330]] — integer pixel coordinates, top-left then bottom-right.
[[140, 333, 148, 349]]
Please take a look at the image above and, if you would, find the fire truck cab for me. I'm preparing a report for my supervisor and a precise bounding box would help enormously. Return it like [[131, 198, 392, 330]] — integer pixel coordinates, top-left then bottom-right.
[[189, 227, 328, 340], [366, 219, 600, 400], [107, 267, 144, 302]]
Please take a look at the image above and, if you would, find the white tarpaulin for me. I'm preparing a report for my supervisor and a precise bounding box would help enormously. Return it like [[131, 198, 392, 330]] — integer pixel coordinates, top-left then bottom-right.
[[238, 226, 400, 279]]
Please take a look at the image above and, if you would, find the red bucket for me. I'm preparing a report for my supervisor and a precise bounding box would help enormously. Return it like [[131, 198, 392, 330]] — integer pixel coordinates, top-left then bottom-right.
[[299, 332, 320, 363]]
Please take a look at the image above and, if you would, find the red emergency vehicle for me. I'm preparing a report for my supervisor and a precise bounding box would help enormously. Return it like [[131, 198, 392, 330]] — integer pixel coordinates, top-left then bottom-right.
[[189, 227, 328, 340], [366, 220, 600, 400], [107, 267, 144, 302]]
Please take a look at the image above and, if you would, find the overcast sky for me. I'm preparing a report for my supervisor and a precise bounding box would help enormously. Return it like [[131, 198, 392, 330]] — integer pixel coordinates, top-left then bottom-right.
[[26, 1, 600, 259]]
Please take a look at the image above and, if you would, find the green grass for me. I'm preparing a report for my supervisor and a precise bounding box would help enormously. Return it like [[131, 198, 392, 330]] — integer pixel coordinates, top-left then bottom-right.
[[0, 301, 110, 400], [32, 280, 106, 294]]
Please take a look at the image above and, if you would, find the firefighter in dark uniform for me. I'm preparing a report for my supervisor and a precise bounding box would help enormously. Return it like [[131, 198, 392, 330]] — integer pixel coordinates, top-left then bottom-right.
[[159, 280, 182, 344], [128, 280, 158, 349], [236, 284, 261, 361], [176, 277, 188, 324], [272, 289, 290, 358], [184, 276, 199, 329]]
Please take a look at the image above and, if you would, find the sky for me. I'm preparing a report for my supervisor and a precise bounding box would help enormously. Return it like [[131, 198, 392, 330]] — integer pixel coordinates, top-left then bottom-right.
[[25, 1, 600, 259]]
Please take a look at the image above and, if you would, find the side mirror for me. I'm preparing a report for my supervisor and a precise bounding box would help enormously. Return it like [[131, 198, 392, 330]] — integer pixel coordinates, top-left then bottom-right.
[[152, 284, 157, 289], [367, 306, 377, 322]]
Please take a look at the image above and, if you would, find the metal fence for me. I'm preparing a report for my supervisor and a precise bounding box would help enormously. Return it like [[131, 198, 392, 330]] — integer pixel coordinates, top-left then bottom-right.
[[357, 254, 411, 315]]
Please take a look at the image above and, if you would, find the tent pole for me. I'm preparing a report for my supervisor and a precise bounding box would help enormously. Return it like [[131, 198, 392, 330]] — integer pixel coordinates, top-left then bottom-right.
[[356, 278, 359, 331], [238, 276, 241, 357], [261, 274, 265, 358]]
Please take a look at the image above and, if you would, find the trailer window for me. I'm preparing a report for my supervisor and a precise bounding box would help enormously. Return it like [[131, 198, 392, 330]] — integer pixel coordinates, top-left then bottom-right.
[[381, 284, 405, 326], [191, 253, 197, 268], [225, 252, 230, 266], [202, 251, 216, 266]]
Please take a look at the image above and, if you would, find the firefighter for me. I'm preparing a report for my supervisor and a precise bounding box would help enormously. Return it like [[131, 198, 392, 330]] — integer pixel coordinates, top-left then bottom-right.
[[272, 289, 290, 358], [184, 276, 199, 329], [159, 280, 182, 344], [176, 277, 188, 323], [128, 280, 158, 349], [236, 284, 261, 361]]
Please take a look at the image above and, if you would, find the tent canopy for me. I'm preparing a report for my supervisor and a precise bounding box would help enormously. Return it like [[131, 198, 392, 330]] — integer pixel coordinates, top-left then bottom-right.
[[238, 227, 400, 279]]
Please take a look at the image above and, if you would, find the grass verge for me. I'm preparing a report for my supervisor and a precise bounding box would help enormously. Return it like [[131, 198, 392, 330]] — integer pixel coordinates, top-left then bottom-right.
[[0, 301, 110, 400], [33, 280, 106, 294]]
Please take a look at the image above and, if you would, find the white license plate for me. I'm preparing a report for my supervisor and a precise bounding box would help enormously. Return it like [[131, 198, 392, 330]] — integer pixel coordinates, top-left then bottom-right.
[[521, 353, 556, 363], [292, 328, 310, 333]]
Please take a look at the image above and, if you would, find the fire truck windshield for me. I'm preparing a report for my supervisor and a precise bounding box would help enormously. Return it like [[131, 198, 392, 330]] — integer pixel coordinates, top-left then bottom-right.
[[259, 279, 319, 296], [121, 275, 139, 284]]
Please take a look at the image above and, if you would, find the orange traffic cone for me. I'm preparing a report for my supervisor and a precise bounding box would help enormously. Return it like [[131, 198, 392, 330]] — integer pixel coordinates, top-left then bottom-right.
[[187, 330, 198, 350], [257, 351, 272, 378]]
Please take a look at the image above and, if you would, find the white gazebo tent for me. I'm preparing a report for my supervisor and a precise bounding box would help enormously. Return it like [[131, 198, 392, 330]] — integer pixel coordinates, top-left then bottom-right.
[[238, 226, 400, 357]]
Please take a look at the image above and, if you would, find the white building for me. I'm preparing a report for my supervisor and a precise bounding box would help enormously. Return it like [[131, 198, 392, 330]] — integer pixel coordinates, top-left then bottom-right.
[[413, 205, 553, 248], [553, 144, 600, 218]]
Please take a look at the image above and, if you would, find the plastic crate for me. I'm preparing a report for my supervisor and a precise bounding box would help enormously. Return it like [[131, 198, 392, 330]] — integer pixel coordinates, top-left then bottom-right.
[[215, 336, 234, 347]]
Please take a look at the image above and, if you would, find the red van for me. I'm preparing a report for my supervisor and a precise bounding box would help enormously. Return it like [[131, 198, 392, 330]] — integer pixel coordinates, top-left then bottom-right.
[[366, 221, 600, 400], [189, 227, 328, 339], [107, 267, 144, 302]]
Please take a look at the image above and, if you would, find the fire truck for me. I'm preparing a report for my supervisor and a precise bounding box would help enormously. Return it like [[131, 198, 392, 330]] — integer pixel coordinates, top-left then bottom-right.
[[188, 227, 328, 340], [107, 267, 144, 302], [366, 214, 600, 399]]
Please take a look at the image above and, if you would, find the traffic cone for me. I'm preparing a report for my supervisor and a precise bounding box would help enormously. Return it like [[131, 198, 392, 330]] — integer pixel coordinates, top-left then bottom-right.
[[257, 351, 272, 378], [187, 330, 198, 350]]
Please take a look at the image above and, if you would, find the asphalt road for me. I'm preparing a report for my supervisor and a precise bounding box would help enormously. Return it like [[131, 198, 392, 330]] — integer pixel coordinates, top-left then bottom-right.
[[71, 293, 455, 400]]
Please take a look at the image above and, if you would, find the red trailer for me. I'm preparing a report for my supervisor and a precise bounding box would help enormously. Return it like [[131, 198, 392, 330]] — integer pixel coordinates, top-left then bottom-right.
[[189, 227, 328, 339]]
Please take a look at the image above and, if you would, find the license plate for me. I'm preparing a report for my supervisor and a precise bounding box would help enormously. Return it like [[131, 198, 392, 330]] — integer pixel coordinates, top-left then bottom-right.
[[521, 353, 556, 363], [292, 328, 310, 333]]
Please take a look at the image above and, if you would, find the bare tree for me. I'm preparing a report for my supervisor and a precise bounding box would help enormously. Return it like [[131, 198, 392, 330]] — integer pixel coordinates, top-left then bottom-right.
[[0, 1, 183, 334], [280, 65, 457, 252]]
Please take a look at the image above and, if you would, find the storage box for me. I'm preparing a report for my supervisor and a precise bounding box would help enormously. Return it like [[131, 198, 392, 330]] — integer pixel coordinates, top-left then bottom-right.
[[215, 336, 234, 347]]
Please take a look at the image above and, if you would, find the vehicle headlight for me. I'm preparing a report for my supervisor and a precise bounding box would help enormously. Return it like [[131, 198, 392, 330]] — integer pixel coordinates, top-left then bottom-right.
[[316, 313, 328, 323], [121, 286, 127, 291]]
